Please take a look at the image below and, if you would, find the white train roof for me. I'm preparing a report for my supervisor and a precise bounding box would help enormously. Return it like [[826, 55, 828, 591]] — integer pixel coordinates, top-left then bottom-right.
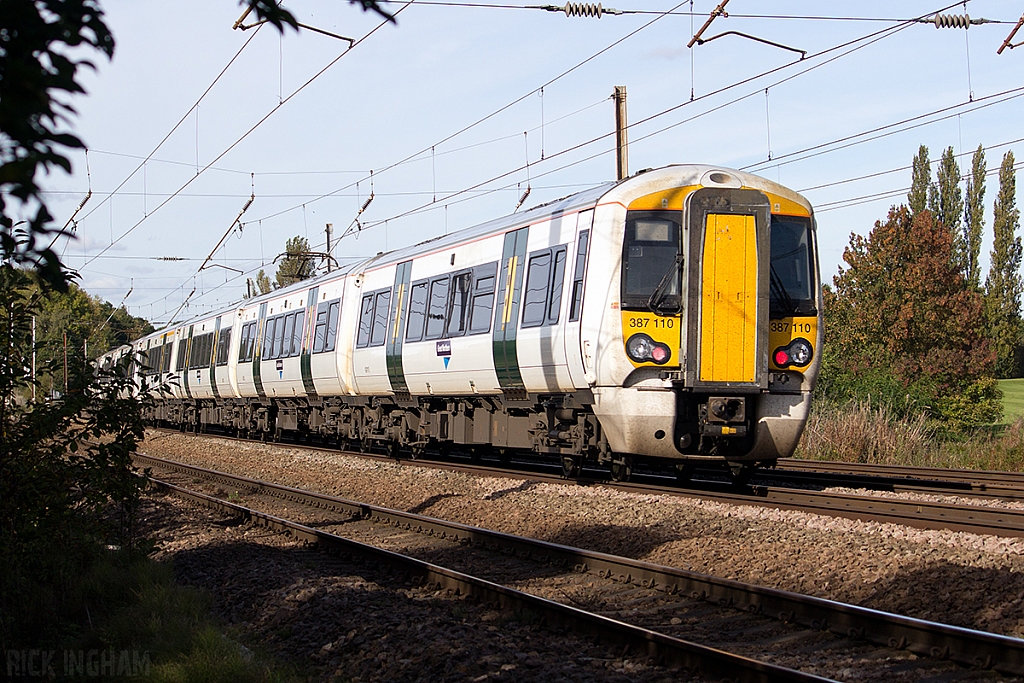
[[141, 164, 812, 341]]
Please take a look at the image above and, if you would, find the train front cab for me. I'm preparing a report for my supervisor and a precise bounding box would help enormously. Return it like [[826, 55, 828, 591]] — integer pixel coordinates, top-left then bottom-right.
[[596, 170, 821, 476]]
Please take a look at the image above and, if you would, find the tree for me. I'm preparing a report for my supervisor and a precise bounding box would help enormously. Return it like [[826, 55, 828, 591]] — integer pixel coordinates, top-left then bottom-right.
[[932, 147, 964, 272], [29, 282, 153, 397], [908, 145, 932, 217], [985, 151, 1023, 378], [964, 144, 987, 291], [824, 205, 998, 426], [0, 0, 114, 290], [254, 269, 273, 295], [275, 235, 316, 288], [1, 0, 389, 293]]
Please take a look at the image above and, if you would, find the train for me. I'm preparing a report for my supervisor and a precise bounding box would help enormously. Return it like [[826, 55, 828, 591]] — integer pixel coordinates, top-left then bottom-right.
[[99, 164, 822, 482]]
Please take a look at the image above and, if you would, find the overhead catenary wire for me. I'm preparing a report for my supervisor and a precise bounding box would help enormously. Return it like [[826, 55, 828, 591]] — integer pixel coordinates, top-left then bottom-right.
[[125, 0, 1007, 315], [78, 2, 414, 275], [350, 3, 934, 233], [70, 25, 266, 233], [175, 2, 976, 311], [246, 0, 694, 229]]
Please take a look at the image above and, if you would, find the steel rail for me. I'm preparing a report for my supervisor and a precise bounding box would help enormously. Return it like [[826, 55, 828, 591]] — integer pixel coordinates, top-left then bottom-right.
[[147, 476, 834, 683], [137, 452, 1024, 676], [778, 458, 1024, 492], [147, 430, 1024, 536]]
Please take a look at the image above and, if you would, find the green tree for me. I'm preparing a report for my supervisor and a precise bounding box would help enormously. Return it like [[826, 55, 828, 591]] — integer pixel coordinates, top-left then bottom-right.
[[933, 147, 964, 273], [254, 269, 273, 295], [1, 0, 389, 293], [29, 282, 152, 397], [908, 145, 932, 217], [274, 235, 316, 288], [824, 205, 998, 425], [985, 151, 1023, 378], [964, 144, 987, 291]]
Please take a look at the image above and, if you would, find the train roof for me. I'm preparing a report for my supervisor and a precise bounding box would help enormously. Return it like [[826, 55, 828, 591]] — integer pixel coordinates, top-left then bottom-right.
[[140, 164, 812, 341]]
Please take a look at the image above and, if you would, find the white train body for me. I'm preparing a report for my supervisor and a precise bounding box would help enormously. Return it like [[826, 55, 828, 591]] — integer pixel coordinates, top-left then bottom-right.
[[108, 165, 822, 475]]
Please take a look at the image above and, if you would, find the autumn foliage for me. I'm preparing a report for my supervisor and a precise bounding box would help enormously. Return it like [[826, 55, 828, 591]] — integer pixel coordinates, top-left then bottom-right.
[[823, 205, 1000, 426]]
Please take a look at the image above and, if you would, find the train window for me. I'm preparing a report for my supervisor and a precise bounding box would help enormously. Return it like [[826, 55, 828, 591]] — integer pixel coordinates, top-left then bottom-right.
[[238, 322, 254, 362], [238, 324, 250, 362], [621, 211, 681, 311], [188, 333, 208, 369], [263, 317, 276, 359], [370, 290, 391, 347], [176, 338, 188, 372], [313, 305, 328, 353], [324, 301, 340, 352], [291, 311, 304, 356], [770, 216, 817, 318], [469, 262, 497, 334], [356, 294, 374, 348], [569, 230, 589, 322], [273, 315, 287, 359], [216, 329, 231, 366], [406, 282, 428, 342], [199, 333, 214, 368], [425, 276, 449, 340], [446, 271, 473, 338], [282, 314, 295, 357], [162, 342, 172, 372], [521, 251, 552, 328], [548, 247, 567, 324]]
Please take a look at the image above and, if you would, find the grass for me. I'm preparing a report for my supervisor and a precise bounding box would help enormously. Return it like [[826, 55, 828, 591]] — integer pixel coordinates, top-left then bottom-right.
[[797, 399, 1024, 471], [999, 378, 1024, 425]]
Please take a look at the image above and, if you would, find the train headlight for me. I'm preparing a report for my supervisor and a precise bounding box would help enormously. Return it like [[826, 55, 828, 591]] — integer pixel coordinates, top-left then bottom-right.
[[772, 338, 813, 368], [626, 334, 671, 365]]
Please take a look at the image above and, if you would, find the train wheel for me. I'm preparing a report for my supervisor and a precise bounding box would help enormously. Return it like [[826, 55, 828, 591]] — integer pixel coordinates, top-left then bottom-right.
[[410, 443, 425, 460], [385, 440, 400, 459], [675, 463, 696, 484], [496, 448, 511, 467], [728, 463, 753, 487], [609, 457, 633, 482], [561, 456, 582, 478], [469, 444, 490, 463]]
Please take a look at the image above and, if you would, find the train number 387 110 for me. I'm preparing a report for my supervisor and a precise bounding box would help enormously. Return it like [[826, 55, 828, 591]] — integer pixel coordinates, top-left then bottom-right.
[[770, 321, 813, 334], [628, 317, 675, 329]]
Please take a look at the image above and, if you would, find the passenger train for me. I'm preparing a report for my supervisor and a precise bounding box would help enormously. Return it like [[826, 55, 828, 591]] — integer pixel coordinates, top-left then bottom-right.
[[101, 165, 822, 481]]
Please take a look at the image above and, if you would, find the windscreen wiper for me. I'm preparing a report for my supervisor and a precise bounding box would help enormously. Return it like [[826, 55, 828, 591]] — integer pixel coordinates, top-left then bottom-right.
[[647, 254, 684, 315], [769, 264, 795, 314]]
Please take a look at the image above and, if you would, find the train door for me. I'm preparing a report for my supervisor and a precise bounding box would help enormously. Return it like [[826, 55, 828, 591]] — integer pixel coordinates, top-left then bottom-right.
[[564, 209, 593, 388], [684, 188, 770, 390], [492, 227, 529, 394], [386, 261, 413, 394]]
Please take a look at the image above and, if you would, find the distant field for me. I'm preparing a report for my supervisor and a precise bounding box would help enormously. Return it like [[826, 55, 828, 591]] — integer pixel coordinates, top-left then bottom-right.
[[999, 378, 1024, 425]]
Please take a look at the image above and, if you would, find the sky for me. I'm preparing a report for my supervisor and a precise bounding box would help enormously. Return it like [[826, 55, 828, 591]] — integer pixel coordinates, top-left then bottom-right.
[[39, 0, 1024, 325]]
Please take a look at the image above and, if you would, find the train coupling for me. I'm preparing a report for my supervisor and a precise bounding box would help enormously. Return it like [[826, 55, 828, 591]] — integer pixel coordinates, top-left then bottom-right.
[[700, 396, 748, 437]]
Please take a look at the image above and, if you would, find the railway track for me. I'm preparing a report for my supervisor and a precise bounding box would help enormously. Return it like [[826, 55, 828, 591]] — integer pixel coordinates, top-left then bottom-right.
[[774, 459, 1024, 500], [150, 428, 1024, 537], [137, 451, 1024, 681]]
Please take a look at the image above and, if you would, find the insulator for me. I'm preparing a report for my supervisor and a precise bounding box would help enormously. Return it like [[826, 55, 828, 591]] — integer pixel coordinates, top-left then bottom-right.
[[559, 2, 621, 18], [933, 13, 970, 29]]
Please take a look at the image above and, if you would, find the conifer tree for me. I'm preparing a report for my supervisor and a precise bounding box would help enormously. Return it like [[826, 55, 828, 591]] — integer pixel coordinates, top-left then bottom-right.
[[908, 145, 932, 216], [933, 147, 964, 272], [964, 144, 987, 291], [985, 151, 1023, 377], [275, 236, 316, 288]]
